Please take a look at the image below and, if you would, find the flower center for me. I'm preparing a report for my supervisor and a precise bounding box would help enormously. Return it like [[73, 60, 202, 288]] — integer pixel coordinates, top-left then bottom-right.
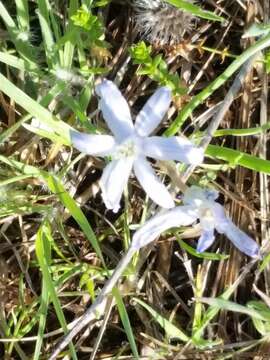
[[200, 207, 213, 220], [199, 207, 215, 230], [112, 136, 141, 160]]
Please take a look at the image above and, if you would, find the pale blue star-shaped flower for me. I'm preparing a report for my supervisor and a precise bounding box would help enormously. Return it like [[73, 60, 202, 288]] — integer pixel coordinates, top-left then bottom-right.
[[71, 80, 204, 212], [132, 186, 260, 258]]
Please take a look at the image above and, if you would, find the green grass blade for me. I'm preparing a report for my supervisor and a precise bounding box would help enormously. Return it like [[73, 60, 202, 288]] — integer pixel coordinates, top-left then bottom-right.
[[36, 222, 78, 360], [0, 174, 33, 187], [37, 0, 59, 67], [247, 301, 270, 336], [197, 297, 270, 321], [166, 0, 225, 22], [33, 279, 49, 360], [213, 122, 270, 137], [0, 1, 17, 29], [113, 289, 139, 359], [46, 175, 105, 263], [0, 1, 37, 68], [62, 0, 79, 68], [165, 33, 270, 136], [0, 310, 28, 359], [0, 155, 104, 264], [0, 116, 29, 144], [206, 144, 270, 174], [192, 264, 257, 343], [0, 73, 72, 145], [15, 0, 29, 30], [133, 298, 190, 342], [0, 51, 29, 71], [177, 238, 229, 260]]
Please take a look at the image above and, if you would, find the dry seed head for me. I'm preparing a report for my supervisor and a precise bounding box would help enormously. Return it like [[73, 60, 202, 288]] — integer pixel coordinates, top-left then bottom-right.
[[133, 0, 196, 45], [54, 68, 87, 87]]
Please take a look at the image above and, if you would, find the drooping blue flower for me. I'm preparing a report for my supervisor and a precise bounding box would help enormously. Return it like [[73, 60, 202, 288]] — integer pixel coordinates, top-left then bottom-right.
[[71, 80, 204, 212], [132, 186, 260, 258]]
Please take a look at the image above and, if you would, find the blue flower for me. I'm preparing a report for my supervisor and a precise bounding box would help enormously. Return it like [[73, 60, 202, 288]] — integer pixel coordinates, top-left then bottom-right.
[[132, 186, 260, 258], [71, 80, 203, 212]]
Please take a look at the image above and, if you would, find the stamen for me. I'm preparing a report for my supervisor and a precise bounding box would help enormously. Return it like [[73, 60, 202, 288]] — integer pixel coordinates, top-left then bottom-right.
[[113, 139, 137, 159]]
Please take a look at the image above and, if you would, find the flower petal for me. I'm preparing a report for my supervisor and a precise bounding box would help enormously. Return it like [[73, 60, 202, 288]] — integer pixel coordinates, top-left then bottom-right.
[[196, 228, 215, 253], [218, 218, 260, 258], [135, 86, 171, 137], [133, 155, 175, 209], [96, 80, 134, 140], [132, 206, 198, 250], [143, 136, 204, 164], [100, 158, 133, 213], [71, 130, 116, 156], [212, 203, 230, 229]]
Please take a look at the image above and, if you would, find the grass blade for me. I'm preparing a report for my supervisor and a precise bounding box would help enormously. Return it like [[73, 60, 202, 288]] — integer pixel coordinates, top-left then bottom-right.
[[15, 0, 29, 31], [197, 297, 270, 321], [206, 144, 270, 174], [0, 1, 37, 68], [213, 122, 270, 137], [133, 298, 189, 342], [0, 73, 72, 145], [165, 33, 270, 135], [36, 222, 78, 359], [113, 288, 139, 359], [0, 155, 104, 263], [166, 0, 225, 22], [33, 279, 49, 360], [37, 0, 59, 67]]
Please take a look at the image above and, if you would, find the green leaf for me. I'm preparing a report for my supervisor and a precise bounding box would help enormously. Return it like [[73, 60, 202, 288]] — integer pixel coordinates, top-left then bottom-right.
[[247, 301, 270, 335], [0, 51, 33, 72], [0, 73, 72, 145], [213, 122, 270, 137], [33, 279, 49, 360], [0, 116, 29, 144], [130, 41, 187, 94], [62, 0, 79, 69], [71, 5, 104, 40], [45, 175, 105, 264], [0, 156, 104, 264], [177, 238, 229, 261], [259, 251, 270, 272], [0, 1, 38, 69], [113, 289, 139, 359], [35, 222, 78, 359], [165, 32, 270, 135], [15, 0, 30, 31], [166, 0, 225, 22], [197, 297, 270, 321], [133, 298, 189, 342], [206, 144, 270, 174], [265, 51, 270, 73], [37, 0, 59, 68], [129, 41, 152, 63]]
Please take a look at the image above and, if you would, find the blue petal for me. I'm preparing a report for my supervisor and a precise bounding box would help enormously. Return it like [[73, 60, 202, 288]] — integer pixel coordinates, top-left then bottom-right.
[[143, 136, 204, 165], [135, 87, 171, 137], [100, 158, 133, 213], [71, 130, 115, 156], [96, 80, 134, 141], [219, 218, 260, 258], [133, 155, 175, 209], [132, 206, 198, 251], [196, 228, 215, 253]]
